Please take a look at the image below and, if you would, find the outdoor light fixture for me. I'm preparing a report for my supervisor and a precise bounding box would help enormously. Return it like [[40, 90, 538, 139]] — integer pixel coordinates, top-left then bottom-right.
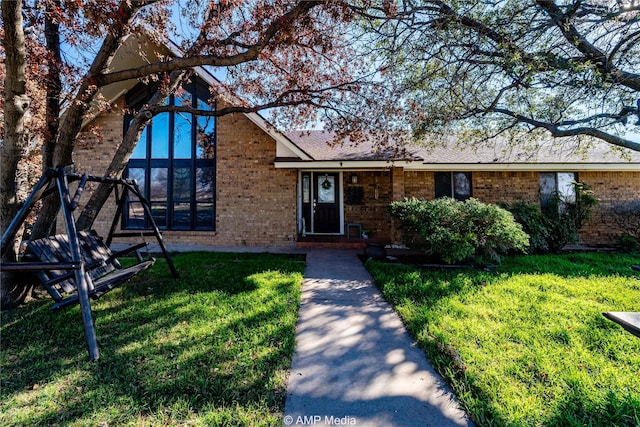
[[351, 174, 358, 184]]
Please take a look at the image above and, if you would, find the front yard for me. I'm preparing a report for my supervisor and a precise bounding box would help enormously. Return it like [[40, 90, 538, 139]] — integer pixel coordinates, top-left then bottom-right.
[[366, 252, 640, 426], [0, 252, 305, 427], [3, 250, 639, 426]]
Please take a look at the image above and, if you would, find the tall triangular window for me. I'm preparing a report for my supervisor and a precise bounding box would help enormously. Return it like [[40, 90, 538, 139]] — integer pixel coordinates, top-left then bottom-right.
[[124, 78, 216, 230]]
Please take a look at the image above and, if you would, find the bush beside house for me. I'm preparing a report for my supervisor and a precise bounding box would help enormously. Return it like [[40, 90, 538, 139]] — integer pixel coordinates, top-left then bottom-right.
[[603, 200, 640, 252], [501, 181, 599, 253], [389, 197, 529, 265]]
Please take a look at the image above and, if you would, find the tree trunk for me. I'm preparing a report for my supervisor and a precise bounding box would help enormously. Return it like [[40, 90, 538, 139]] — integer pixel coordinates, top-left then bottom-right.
[[1, 0, 31, 308], [31, 3, 142, 239], [43, 0, 62, 171], [27, 0, 65, 242], [77, 70, 188, 230]]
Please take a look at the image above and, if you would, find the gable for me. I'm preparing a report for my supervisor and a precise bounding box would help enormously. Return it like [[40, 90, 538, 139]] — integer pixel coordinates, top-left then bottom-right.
[[92, 34, 310, 162]]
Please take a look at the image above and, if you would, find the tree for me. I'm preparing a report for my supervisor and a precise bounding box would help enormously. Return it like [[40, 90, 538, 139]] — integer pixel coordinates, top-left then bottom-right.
[[365, 0, 640, 152], [1, 0, 399, 307]]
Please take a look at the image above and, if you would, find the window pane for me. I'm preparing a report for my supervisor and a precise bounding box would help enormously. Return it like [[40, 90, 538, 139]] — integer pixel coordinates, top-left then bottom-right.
[[131, 127, 148, 159], [151, 113, 169, 159], [174, 86, 192, 108], [127, 167, 146, 190], [196, 202, 214, 228], [453, 172, 471, 200], [197, 96, 213, 112], [557, 172, 576, 203], [195, 167, 215, 201], [434, 172, 452, 198], [173, 202, 191, 228], [197, 99, 215, 159], [174, 112, 193, 159], [317, 175, 335, 203], [127, 202, 146, 228], [173, 167, 191, 202], [303, 175, 310, 203], [150, 202, 167, 228], [539, 172, 556, 206], [150, 168, 168, 202]]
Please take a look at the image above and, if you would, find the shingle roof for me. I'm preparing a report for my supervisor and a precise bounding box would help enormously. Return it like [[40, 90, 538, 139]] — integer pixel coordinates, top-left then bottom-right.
[[284, 130, 640, 165]]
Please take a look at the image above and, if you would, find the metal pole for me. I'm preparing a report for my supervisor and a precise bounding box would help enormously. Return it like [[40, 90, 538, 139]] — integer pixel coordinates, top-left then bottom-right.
[[127, 181, 179, 278], [57, 169, 100, 361], [106, 184, 125, 247], [1, 170, 54, 257]]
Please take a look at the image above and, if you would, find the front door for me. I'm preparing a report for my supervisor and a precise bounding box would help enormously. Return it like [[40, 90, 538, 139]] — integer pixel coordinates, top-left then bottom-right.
[[313, 173, 340, 233], [301, 172, 341, 234]]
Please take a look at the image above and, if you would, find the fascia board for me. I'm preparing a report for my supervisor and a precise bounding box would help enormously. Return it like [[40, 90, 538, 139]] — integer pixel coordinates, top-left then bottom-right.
[[274, 160, 411, 169], [413, 162, 640, 171], [275, 160, 640, 171]]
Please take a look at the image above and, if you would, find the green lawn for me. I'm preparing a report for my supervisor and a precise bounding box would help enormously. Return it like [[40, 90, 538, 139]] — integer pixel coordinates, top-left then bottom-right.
[[366, 252, 640, 427], [0, 252, 305, 427]]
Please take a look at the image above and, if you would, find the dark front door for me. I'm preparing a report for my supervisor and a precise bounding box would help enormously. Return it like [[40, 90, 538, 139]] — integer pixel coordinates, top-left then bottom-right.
[[313, 173, 340, 233]]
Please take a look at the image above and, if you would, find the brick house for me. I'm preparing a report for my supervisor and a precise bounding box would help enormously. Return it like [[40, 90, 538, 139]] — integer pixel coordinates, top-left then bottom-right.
[[74, 37, 640, 249]]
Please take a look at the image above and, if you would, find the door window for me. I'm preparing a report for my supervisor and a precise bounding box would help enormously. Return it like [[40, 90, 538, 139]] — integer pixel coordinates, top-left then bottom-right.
[[317, 175, 336, 203]]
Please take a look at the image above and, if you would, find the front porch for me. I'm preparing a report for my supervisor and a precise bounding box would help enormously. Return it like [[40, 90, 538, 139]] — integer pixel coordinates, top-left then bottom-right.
[[296, 169, 399, 247], [295, 234, 372, 249]]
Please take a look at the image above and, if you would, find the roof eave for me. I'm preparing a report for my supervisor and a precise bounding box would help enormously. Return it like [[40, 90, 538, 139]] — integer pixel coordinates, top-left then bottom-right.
[[274, 160, 640, 171]]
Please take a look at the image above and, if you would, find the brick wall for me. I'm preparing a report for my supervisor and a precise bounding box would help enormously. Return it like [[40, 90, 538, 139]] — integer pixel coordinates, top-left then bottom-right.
[[214, 112, 297, 246], [342, 171, 393, 241], [369, 170, 541, 245], [577, 171, 640, 245], [69, 103, 126, 237], [388, 169, 639, 246], [72, 103, 638, 248], [73, 105, 298, 248], [472, 171, 539, 203]]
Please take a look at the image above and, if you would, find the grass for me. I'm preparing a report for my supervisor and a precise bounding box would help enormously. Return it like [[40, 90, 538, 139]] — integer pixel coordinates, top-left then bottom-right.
[[366, 252, 640, 427], [0, 252, 305, 427]]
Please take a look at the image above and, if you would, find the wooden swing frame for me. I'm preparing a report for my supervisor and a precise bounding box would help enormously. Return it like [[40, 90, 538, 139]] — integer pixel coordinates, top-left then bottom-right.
[[1, 167, 178, 361]]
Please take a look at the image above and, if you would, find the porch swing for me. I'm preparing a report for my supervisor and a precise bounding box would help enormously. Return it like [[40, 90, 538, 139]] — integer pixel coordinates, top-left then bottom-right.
[[1, 167, 179, 360]]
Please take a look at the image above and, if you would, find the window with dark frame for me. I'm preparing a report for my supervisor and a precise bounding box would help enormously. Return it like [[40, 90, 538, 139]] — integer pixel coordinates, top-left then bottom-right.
[[539, 172, 576, 207], [434, 172, 472, 200], [124, 79, 216, 231]]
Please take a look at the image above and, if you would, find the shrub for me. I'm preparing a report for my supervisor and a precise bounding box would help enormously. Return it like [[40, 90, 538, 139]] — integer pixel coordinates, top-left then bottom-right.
[[617, 233, 640, 253], [502, 181, 599, 253], [389, 197, 529, 265], [499, 201, 552, 253], [603, 200, 640, 242]]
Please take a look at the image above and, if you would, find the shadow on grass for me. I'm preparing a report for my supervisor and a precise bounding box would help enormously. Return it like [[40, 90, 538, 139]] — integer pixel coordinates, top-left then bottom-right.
[[366, 252, 640, 427], [0, 252, 305, 426]]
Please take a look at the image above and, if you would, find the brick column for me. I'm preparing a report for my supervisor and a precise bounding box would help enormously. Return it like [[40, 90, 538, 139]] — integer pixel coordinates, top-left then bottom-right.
[[391, 166, 405, 201], [390, 167, 405, 244]]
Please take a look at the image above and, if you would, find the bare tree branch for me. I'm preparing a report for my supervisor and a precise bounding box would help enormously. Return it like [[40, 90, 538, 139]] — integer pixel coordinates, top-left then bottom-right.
[[492, 107, 640, 151]]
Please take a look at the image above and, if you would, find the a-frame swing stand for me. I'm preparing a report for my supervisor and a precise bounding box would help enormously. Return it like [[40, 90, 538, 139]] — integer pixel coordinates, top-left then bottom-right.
[[1, 167, 179, 361]]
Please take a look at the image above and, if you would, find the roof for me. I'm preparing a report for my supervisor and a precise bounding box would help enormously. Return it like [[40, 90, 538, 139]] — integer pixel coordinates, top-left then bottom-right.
[[277, 130, 640, 171], [96, 35, 640, 172], [92, 34, 311, 160]]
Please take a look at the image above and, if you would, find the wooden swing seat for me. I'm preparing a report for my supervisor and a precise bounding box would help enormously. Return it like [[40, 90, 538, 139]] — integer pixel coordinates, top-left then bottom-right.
[[26, 230, 155, 310]]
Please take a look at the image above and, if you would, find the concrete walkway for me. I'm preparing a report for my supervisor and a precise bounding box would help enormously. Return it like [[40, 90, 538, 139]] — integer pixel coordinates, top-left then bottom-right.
[[283, 248, 474, 427]]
